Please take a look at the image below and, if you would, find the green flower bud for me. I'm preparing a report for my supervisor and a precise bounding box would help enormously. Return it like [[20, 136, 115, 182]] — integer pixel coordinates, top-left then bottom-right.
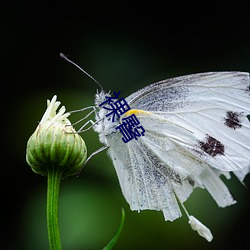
[[26, 95, 87, 178]]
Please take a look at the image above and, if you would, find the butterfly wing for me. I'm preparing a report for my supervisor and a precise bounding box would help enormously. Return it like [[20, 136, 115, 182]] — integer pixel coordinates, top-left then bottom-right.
[[107, 129, 183, 221], [126, 72, 250, 173], [105, 72, 250, 221]]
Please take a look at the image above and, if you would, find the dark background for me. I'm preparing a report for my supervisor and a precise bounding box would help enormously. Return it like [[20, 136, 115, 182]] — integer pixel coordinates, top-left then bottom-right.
[[2, 1, 250, 250]]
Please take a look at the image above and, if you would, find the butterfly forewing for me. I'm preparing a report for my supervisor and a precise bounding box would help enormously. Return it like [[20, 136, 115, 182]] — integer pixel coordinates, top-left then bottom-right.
[[126, 72, 250, 173]]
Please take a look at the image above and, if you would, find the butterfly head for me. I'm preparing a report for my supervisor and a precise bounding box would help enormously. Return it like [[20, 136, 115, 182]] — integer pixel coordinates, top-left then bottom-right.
[[93, 90, 119, 145]]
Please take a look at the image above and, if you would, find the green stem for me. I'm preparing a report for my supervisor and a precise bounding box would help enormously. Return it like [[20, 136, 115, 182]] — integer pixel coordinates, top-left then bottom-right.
[[103, 208, 125, 250], [47, 165, 63, 250]]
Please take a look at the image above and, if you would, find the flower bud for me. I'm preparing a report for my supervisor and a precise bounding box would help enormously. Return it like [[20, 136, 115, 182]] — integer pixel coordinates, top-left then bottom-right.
[[26, 95, 87, 178]]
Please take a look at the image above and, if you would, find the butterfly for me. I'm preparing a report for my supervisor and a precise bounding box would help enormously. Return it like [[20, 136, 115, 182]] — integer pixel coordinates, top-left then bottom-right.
[[89, 71, 250, 241], [61, 53, 250, 241]]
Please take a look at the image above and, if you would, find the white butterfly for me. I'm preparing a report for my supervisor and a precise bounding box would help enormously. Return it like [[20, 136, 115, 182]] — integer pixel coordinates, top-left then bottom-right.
[[58, 57, 249, 241], [85, 71, 249, 241]]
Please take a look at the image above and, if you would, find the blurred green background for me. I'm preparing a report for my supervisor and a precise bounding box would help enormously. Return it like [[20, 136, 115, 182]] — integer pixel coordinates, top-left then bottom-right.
[[2, 2, 250, 250]]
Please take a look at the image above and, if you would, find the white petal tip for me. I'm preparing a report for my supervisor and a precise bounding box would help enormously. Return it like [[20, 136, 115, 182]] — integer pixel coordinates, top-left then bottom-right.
[[40, 95, 70, 125]]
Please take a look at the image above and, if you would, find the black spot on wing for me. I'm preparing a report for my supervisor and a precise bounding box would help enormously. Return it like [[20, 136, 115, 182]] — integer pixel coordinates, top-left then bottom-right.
[[186, 177, 195, 186], [224, 111, 243, 130], [199, 135, 225, 157]]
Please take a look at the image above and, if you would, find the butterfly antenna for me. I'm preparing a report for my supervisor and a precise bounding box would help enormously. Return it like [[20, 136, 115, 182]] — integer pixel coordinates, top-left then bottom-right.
[[60, 53, 104, 91]]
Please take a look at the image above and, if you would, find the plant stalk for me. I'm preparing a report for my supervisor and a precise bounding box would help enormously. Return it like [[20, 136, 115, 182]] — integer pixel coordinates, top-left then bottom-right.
[[47, 165, 63, 250]]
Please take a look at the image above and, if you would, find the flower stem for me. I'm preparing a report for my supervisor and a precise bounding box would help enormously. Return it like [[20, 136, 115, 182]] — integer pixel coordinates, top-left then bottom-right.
[[47, 165, 63, 250]]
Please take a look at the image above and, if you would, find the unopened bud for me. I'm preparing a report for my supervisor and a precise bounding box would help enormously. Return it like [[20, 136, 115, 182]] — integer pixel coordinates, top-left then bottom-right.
[[26, 95, 87, 178]]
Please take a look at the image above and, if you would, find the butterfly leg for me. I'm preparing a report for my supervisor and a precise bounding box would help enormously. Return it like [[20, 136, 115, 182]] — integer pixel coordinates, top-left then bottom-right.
[[77, 119, 96, 132], [85, 145, 108, 165], [77, 145, 108, 176], [69, 106, 99, 132], [70, 106, 96, 125]]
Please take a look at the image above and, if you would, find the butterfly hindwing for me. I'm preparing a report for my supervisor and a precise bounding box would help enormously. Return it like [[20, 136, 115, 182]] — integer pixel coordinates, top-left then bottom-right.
[[134, 114, 236, 206], [107, 130, 182, 221]]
